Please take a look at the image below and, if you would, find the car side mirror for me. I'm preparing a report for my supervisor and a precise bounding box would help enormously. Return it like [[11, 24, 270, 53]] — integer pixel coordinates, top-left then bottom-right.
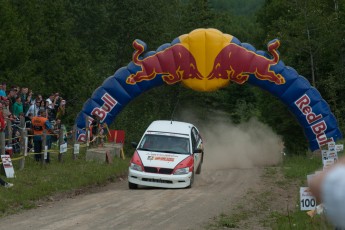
[[194, 148, 202, 153], [131, 142, 138, 148]]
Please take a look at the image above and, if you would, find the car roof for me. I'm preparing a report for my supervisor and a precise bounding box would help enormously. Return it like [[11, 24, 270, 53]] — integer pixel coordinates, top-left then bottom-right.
[[145, 120, 195, 136]]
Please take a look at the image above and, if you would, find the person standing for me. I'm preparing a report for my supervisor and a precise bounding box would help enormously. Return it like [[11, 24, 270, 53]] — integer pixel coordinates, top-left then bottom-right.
[[56, 99, 66, 121], [31, 109, 53, 163], [26, 100, 40, 117], [12, 96, 23, 118], [0, 83, 6, 97]]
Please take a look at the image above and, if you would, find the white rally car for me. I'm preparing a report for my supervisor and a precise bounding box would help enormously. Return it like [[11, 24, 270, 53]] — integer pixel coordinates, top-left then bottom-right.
[[128, 120, 204, 189]]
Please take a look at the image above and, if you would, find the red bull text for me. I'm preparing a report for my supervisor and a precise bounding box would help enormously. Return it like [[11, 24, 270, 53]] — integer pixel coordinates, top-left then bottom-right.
[[91, 93, 117, 122], [295, 94, 333, 146]]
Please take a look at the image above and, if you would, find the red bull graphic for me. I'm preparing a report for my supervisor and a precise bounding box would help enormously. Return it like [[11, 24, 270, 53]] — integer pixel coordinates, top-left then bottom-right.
[[76, 28, 342, 152], [91, 93, 117, 122], [207, 39, 285, 85], [295, 94, 334, 147], [126, 40, 203, 85]]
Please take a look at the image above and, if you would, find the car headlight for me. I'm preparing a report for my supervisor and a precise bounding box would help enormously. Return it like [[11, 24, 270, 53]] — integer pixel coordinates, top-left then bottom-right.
[[173, 167, 190, 175], [130, 163, 143, 172]]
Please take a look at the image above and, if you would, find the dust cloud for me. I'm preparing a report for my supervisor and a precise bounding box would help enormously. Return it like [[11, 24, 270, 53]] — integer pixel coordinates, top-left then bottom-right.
[[176, 110, 283, 169]]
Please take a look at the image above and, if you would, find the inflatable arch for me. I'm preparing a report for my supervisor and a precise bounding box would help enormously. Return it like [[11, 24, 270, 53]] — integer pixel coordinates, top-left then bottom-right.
[[75, 28, 342, 151]]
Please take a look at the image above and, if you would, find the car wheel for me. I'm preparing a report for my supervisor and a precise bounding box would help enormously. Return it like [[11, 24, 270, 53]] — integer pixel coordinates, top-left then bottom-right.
[[187, 172, 194, 189], [196, 152, 203, 174], [128, 182, 138, 189]]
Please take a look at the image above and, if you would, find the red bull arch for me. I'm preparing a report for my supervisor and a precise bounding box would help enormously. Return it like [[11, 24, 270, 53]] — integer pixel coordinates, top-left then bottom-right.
[[75, 28, 342, 151]]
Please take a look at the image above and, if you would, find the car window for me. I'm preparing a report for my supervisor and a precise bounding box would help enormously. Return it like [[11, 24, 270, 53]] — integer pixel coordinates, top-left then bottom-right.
[[191, 128, 199, 149], [138, 134, 190, 155], [191, 127, 202, 151]]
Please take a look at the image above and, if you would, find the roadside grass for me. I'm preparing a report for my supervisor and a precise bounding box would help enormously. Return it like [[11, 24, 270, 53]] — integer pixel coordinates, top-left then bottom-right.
[[270, 154, 339, 230], [206, 154, 338, 229], [0, 148, 130, 217]]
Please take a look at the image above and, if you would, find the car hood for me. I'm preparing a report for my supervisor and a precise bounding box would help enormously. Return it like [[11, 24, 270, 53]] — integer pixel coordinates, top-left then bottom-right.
[[138, 150, 189, 168]]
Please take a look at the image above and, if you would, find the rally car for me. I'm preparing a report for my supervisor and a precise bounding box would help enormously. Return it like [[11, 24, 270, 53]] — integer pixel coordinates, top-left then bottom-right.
[[128, 120, 204, 189]]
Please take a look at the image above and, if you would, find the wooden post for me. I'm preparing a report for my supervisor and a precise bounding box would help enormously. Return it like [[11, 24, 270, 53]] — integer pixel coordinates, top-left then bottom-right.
[[19, 129, 27, 170], [41, 130, 47, 165], [0, 132, 5, 155], [72, 125, 77, 160], [19, 116, 26, 169], [58, 126, 64, 163], [6, 118, 12, 147]]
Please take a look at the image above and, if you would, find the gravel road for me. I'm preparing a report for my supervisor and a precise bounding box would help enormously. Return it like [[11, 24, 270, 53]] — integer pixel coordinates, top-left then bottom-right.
[[1, 118, 282, 230], [0, 166, 263, 230]]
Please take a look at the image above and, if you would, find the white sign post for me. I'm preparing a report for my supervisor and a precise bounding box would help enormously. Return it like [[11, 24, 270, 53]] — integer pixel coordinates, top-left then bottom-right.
[[60, 143, 68, 154], [300, 187, 316, 211], [44, 145, 48, 160], [24, 137, 28, 156], [1, 155, 15, 178], [74, 144, 80, 155]]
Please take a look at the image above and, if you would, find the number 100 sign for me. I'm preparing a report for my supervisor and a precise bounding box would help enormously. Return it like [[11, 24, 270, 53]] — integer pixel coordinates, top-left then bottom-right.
[[300, 187, 316, 211]]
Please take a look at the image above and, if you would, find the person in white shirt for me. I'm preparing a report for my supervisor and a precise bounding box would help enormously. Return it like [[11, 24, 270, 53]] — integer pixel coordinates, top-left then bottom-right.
[[26, 100, 41, 117], [45, 94, 55, 110]]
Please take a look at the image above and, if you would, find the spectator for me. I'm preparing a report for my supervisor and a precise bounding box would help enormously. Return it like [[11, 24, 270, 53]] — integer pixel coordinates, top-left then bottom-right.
[[0, 83, 6, 97], [12, 96, 23, 118], [46, 94, 56, 121], [90, 115, 100, 144], [45, 94, 55, 110], [7, 88, 17, 113], [32, 94, 43, 104], [56, 99, 66, 121], [0, 177, 13, 188], [25, 112, 33, 152], [2, 99, 11, 119], [26, 99, 41, 117], [38, 100, 46, 112], [20, 87, 30, 113], [53, 93, 61, 115], [53, 119, 67, 144], [11, 113, 22, 153], [31, 109, 53, 163]]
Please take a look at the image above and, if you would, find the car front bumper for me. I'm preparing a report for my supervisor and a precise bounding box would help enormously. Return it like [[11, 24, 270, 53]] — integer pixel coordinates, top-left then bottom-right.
[[128, 168, 192, 188]]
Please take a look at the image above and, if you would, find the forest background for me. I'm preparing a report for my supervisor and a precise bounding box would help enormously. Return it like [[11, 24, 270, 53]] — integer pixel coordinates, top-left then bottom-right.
[[1, 0, 344, 154]]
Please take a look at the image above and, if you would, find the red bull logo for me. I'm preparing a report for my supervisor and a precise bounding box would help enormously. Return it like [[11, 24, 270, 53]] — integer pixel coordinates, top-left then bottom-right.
[[126, 40, 203, 85], [207, 39, 285, 85], [126, 30, 285, 92], [295, 94, 333, 146], [91, 93, 117, 122]]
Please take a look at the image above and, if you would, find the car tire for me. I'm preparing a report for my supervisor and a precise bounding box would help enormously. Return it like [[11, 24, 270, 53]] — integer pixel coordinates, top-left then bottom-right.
[[196, 152, 203, 174], [187, 172, 194, 189], [128, 182, 138, 189]]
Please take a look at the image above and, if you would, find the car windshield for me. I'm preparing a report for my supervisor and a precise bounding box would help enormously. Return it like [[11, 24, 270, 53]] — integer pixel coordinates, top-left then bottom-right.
[[137, 134, 190, 155]]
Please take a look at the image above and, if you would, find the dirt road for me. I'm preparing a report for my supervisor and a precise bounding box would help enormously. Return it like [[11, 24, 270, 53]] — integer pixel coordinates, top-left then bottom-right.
[[1, 118, 284, 230], [0, 167, 263, 230]]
